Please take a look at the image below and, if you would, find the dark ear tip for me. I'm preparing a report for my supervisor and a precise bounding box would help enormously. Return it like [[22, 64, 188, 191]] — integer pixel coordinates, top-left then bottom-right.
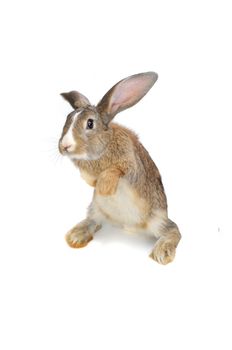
[[147, 71, 158, 83], [154, 72, 158, 81]]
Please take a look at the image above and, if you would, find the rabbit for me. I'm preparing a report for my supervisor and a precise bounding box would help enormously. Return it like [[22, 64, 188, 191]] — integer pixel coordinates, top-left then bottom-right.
[[58, 72, 181, 264]]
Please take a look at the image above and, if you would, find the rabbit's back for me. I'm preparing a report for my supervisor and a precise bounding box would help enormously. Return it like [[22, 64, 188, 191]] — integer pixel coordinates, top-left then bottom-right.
[[109, 123, 167, 211]]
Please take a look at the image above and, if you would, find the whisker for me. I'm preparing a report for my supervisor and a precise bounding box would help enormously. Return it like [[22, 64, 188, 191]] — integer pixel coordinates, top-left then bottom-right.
[[41, 135, 65, 168], [48, 150, 63, 167], [42, 136, 60, 146]]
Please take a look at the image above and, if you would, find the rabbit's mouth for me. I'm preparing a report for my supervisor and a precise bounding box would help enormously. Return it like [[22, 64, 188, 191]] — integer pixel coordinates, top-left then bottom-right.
[[59, 143, 90, 161], [69, 152, 90, 161]]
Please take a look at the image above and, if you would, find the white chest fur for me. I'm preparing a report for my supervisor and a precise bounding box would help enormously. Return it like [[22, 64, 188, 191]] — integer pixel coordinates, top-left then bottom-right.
[[93, 178, 146, 227]]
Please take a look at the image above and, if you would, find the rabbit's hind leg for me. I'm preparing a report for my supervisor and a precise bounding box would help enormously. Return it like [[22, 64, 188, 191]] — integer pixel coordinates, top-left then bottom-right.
[[65, 219, 101, 248], [147, 214, 181, 265]]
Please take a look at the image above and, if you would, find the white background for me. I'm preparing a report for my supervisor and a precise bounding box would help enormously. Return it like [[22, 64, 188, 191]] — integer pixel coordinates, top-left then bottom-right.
[[0, 0, 231, 349]]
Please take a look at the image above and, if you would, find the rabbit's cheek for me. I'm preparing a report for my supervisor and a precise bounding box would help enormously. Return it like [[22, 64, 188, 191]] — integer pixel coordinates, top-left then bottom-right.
[[69, 137, 88, 160]]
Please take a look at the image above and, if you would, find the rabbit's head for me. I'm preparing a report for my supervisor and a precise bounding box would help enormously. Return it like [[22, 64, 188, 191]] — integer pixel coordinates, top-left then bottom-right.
[[59, 72, 158, 160]]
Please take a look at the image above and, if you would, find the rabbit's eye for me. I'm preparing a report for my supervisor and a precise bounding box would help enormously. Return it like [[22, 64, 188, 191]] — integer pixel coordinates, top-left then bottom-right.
[[87, 119, 94, 129]]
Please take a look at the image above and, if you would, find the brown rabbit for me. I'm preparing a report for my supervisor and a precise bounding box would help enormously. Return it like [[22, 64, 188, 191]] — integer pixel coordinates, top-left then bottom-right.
[[59, 72, 181, 264]]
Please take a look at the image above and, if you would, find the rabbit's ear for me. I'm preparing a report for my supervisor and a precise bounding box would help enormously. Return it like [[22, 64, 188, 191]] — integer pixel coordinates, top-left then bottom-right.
[[60, 91, 91, 109], [97, 72, 158, 125]]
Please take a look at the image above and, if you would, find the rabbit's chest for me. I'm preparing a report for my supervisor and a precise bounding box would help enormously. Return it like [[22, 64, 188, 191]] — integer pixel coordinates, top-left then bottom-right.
[[94, 179, 146, 226]]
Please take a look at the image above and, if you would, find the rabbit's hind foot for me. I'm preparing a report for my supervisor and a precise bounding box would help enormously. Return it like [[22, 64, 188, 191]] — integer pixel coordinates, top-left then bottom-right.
[[149, 219, 181, 265]]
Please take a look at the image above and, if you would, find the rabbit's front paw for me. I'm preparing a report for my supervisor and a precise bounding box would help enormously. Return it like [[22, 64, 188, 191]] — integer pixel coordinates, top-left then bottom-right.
[[149, 239, 176, 265], [96, 177, 118, 196], [65, 225, 93, 248], [96, 167, 122, 196]]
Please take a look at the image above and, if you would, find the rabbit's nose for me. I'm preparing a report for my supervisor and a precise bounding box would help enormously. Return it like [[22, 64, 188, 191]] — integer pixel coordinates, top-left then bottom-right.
[[63, 144, 72, 152]]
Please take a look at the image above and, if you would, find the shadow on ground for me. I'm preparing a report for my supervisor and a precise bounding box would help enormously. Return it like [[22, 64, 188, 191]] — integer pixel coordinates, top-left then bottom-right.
[[94, 223, 156, 252]]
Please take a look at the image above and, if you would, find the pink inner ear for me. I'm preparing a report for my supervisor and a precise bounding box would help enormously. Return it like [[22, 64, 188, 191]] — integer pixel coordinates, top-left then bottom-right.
[[109, 75, 154, 115]]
